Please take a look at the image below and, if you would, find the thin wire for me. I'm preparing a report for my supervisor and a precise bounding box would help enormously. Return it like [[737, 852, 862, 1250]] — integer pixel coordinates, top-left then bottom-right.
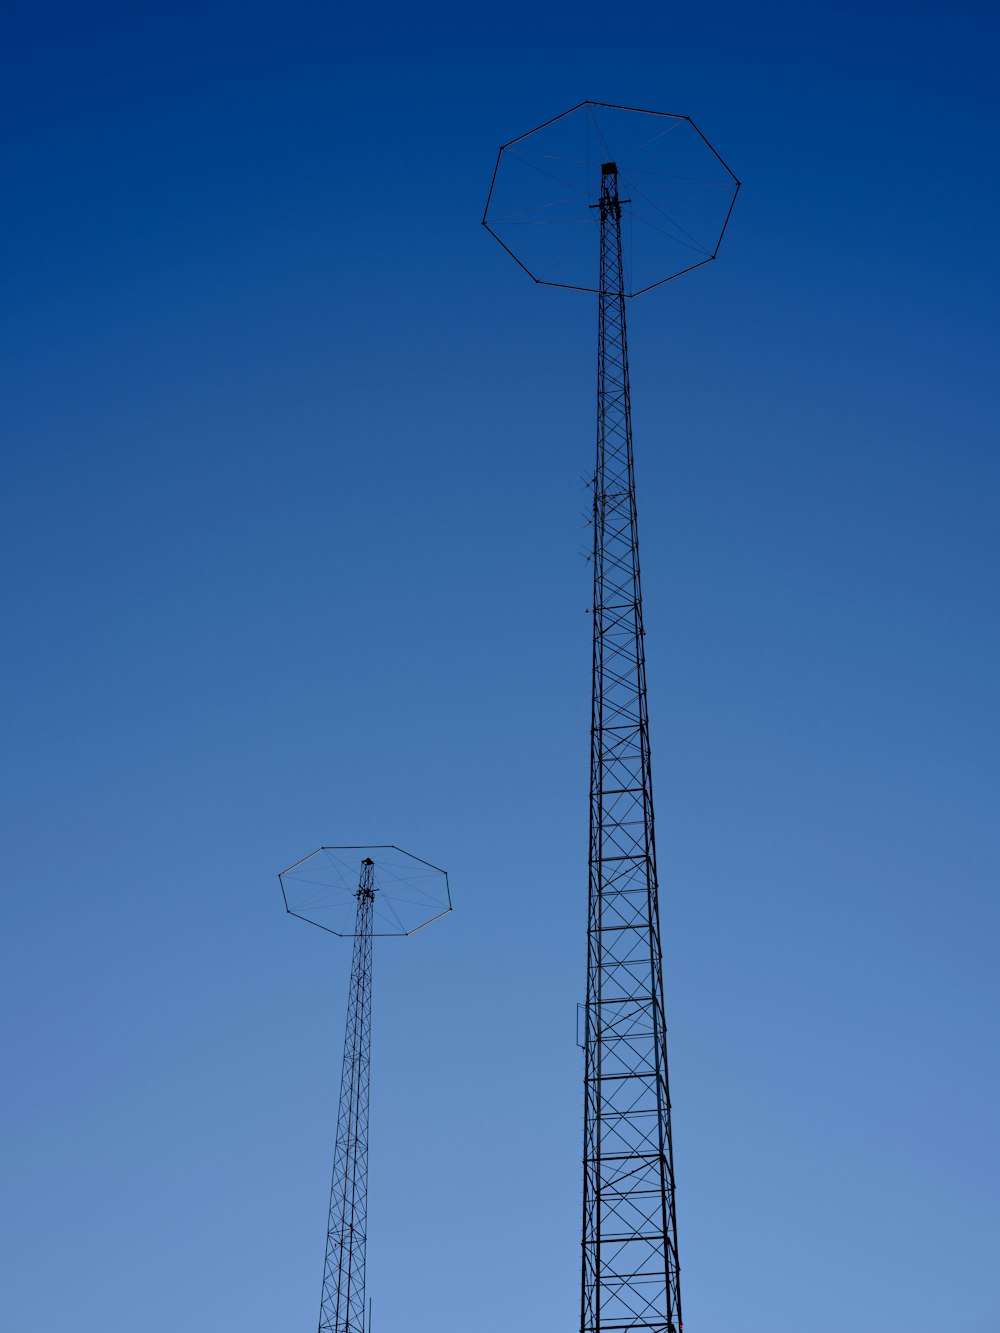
[[507, 148, 590, 167], [623, 165, 734, 187], [587, 104, 614, 162], [502, 152, 590, 198], [624, 118, 686, 159], [538, 213, 594, 280], [627, 180, 712, 255]]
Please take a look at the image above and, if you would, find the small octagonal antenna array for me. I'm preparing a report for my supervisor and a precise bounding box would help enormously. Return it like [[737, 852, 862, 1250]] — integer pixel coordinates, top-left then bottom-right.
[[279, 844, 451, 1333], [484, 101, 739, 1333], [280, 843, 452, 939]]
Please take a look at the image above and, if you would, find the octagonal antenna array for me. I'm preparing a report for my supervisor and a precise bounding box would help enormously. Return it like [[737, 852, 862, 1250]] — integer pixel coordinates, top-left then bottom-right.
[[483, 100, 739, 296], [485, 103, 739, 1333], [279, 845, 451, 1333]]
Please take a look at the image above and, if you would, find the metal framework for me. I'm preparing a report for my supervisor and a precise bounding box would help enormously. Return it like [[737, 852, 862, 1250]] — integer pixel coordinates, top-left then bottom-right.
[[482, 100, 738, 1333], [582, 163, 681, 1333], [320, 857, 376, 1333], [279, 844, 451, 1333]]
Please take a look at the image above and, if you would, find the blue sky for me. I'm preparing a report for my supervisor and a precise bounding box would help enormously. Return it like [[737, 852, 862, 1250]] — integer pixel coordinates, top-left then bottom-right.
[[1, 3, 998, 1331]]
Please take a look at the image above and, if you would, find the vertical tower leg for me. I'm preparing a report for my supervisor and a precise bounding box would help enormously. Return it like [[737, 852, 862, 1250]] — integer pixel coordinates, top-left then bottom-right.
[[320, 858, 376, 1333], [582, 164, 682, 1333]]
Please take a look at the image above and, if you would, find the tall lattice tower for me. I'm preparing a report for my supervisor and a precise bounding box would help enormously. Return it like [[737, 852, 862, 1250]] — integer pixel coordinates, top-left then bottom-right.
[[279, 844, 452, 1333], [484, 102, 739, 1333]]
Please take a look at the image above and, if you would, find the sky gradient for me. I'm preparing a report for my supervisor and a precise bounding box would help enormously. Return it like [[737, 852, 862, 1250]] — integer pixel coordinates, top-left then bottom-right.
[[2, 3, 998, 1332]]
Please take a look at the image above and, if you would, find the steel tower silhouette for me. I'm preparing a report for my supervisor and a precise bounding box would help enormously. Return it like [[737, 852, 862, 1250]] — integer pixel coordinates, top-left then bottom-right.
[[582, 160, 680, 1333], [320, 857, 375, 1333], [484, 102, 739, 1333], [279, 844, 452, 1333]]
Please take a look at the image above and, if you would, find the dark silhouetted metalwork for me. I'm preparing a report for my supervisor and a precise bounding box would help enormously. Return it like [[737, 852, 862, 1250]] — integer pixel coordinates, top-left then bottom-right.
[[280, 844, 452, 939], [484, 103, 739, 1333], [582, 161, 680, 1333], [278, 846, 451, 1333], [483, 101, 739, 297], [320, 856, 375, 1333]]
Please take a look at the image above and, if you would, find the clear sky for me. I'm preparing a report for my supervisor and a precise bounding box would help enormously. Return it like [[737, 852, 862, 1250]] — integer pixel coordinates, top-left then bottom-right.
[[2, 3, 998, 1332]]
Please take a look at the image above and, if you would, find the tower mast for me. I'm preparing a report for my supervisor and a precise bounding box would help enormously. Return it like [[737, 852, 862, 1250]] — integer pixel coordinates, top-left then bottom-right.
[[279, 844, 451, 1333], [320, 857, 376, 1333], [582, 162, 681, 1333], [483, 102, 739, 1333]]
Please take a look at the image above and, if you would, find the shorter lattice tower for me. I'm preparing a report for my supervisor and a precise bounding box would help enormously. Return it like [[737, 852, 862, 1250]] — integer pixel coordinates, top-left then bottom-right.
[[279, 844, 452, 1333]]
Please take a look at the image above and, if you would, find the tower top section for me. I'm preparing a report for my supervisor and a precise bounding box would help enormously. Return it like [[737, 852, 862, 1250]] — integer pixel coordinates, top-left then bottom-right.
[[483, 100, 740, 297], [279, 844, 451, 938], [357, 856, 376, 901]]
